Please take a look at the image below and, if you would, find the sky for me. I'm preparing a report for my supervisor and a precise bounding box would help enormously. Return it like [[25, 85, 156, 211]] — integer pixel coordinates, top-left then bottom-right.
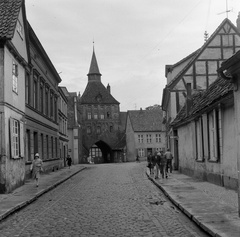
[[25, 0, 240, 111]]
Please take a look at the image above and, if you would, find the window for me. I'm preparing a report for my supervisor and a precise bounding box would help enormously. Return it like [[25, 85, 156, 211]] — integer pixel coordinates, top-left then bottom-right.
[[87, 126, 91, 134], [26, 130, 31, 161], [100, 114, 104, 119], [195, 117, 204, 161], [54, 97, 57, 122], [51, 137, 54, 158], [12, 61, 18, 93], [97, 126, 101, 134], [110, 125, 113, 132], [208, 108, 222, 161], [94, 113, 98, 119], [146, 134, 152, 143], [156, 134, 161, 142], [46, 135, 49, 159], [39, 82, 44, 113], [87, 112, 91, 119], [50, 92, 53, 117], [41, 133, 44, 160], [33, 72, 38, 109], [55, 137, 58, 158], [138, 135, 143, 143], [138, 148, 144, 157], [16, 20, 23, 38], [10, 118, 24, 158], [90, 145, 102, 158], [12, 119, 19, 157], [45, 87, 49, 116], [25, 73, 30, 104]]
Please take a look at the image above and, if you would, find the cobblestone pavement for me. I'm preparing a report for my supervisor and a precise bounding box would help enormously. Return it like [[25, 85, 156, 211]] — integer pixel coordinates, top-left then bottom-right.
[[0, 163, 210, 237]]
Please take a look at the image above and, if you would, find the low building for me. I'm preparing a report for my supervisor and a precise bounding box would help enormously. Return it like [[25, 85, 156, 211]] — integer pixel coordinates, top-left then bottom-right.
[[170, 77, 236, 189], [161, 17, 240, 170], [126, 109, 166, 162]]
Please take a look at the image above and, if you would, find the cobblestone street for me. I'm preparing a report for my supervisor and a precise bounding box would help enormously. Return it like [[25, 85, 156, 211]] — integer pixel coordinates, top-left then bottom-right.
[[0, 163, 209, 237]]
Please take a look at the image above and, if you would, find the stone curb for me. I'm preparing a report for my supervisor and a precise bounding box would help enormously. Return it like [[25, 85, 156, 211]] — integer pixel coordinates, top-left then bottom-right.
[[0, 167, 86, 222], [146, 172, 218, 237]]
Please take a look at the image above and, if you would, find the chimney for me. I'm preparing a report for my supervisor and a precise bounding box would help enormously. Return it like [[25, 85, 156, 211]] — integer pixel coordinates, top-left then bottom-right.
[[237, 12, 240, 32], [186, 83, 192, 115], [107, 83, 111, 94]]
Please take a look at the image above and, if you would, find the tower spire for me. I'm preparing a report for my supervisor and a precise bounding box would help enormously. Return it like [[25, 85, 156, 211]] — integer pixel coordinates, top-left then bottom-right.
[[87, 45, 102, 81]]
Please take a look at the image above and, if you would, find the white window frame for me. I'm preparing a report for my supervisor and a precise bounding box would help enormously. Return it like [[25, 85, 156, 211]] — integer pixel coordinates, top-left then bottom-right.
[[208, 108, 222, 162], [138, 134, 143, 143], [87, 112, 91, 119], [138, 148, 144, 157], [10, 118, 24, 159], [146, 134, 152, 143], [12, 60, 18, 93], [155, 134, 161, 142]]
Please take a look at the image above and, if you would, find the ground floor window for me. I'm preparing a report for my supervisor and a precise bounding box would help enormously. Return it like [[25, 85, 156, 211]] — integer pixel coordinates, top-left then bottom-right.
[[90, 145, 102, 158], [10, 118, 24, 158], [138, 148, 144, 157]]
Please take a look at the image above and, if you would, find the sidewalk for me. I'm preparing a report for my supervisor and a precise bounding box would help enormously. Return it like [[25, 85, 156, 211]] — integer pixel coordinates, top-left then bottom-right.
[[0, 164, 86, 222], [146, 169, 240, 237]]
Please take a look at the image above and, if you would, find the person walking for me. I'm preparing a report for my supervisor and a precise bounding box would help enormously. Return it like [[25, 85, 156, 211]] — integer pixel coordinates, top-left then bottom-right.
[[159, 150, 167, 179], [30, 153, 43, 187], [66, 155, 72, 169], [147, 153, 154, 175], [165, 148, 173, 175], [155, 152, 161, 179]]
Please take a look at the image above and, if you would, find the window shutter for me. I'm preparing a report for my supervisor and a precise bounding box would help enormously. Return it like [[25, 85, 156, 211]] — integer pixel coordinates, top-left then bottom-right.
[[9, 118, 14, 158], [20, 121, 24, 157]]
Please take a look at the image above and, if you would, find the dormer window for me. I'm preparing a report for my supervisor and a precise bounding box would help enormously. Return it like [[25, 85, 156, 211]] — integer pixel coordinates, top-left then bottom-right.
[[16, 20, 23, 39], [96, 94, 102, 103]]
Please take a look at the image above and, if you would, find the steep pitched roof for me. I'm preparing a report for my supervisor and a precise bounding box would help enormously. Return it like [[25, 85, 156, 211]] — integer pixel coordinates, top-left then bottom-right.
[[88, 49, 101, 76], [171, 76, 234, 128], [128, 109, 164, 132], [167, 18, 240, 89], [80, 81, 119, 104], [0, 0, 22, 39]]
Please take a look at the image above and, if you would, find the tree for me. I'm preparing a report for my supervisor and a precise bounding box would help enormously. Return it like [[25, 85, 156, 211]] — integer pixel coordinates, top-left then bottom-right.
[[145, 104, 161, 110]]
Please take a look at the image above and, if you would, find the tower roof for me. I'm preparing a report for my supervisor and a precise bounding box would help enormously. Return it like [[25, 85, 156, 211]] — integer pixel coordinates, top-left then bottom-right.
[[88, 48, 101, 76]]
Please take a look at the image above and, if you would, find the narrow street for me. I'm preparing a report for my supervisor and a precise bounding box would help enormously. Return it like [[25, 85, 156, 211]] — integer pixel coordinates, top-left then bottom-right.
[[0, 163, 209, 237]]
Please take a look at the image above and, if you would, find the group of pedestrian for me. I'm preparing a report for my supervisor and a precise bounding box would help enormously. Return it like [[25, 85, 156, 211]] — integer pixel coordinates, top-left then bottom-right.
[[147, 149, 173, 179]]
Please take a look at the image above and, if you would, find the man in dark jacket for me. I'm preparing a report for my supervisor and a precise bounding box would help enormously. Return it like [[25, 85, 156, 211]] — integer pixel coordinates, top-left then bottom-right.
[[156, 151, 167, 179]]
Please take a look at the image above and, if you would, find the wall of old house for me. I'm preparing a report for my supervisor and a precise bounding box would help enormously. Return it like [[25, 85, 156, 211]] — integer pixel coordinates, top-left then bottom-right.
[[0, 46, 26, 193], [125, 116, 135, 162], [177, 105, 238, 190]]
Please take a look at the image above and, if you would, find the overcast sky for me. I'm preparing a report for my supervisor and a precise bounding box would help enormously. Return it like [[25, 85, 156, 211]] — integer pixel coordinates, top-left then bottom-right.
[[25, 0, 240, 111]]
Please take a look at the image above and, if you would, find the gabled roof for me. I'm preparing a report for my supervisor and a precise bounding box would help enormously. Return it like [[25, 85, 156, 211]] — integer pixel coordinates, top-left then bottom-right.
[[167, 18, 240, 90], [80, 80, 119, 104], [171, 76, 234, 128], [0, 0, 22, 39], [128, 109, 164, 132]]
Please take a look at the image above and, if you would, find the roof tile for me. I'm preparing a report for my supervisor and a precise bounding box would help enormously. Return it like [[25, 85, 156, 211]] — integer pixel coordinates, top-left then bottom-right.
[[0, 0, 22, 39]]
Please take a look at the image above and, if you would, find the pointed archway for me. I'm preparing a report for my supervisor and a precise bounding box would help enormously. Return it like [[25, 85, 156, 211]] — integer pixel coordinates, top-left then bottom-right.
[[89, 140, 113, 164]]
